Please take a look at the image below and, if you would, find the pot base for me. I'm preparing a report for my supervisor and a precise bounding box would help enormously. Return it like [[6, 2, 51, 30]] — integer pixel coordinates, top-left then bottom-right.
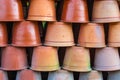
[[108, 42, 120, 47], [12, 44, 41, 47]]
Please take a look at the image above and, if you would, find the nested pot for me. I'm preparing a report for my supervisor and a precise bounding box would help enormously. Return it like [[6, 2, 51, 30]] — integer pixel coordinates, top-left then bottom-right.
[[92, 0, 120, 23], [108, 71, 120, 80], [61, 0, 89, 23], [78, 23, 105, 48], [0, 70, 8, 80], [28, 0, 56, 21]]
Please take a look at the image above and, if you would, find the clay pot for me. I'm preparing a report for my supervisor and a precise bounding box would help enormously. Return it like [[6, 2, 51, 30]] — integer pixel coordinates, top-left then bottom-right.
[[92, 0, 120, 23], [108, 22, 120, 47], [48, 70, 74, 80], [0, 23, 8, 47], [0, 70, 8, 80], [44, 22, 74, 47], [16, 69, 42, 80], [108, 71, 120, 80], [1, 46, 28, 71], [31, 46, 59, 71], [12, 21, 41, 47], [61, 0, 89, 23], [28, 0, 56, 21], [78, 23, 105, 48], [79, 70, 103, 80], [94, 47, 120, 71], [63, 46, 91, 72], [0, 0, 23, 21]]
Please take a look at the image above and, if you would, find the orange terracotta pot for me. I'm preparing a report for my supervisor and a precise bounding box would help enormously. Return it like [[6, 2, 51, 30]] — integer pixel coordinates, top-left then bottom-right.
[[61, 0, 89, 23], [28, 0, 56, 21], [31, 46, 59, 71], [44, 22, 74, 47], [16, 69, 42, 80], [0, 70, 8, 80], [12, 21, 41, 47], [108, 22, 120, 47], [1, 46, 28, 71], [63, 46, 91, 72], [0, 23, 8, 47], [92, 0, 120, 23], [0, 0, 24, 21], [78, 23, 105, 48], [94, 47, 120, 71]]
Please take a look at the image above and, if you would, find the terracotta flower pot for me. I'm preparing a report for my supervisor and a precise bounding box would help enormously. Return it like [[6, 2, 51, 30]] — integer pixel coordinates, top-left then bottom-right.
[[108, 22, 120, 47], [0, 23, 8, 47], [108, 71, 120, 80], [61, 0, 89, 23], [48, 70, 74, 80], [12, 21, 41, 47], [1, 46, 28, 71], [92, 0, 120, 23], [78, 23, 105, 48], [0, 70, 8, 80], [79, 70, 103, 80], [44, 22, 74, 47], [28, 0, 56, 21], [94, 47, 120, 71], [63, 46, 91, 72], [0, 0, 24, 21], [31, 46, 59, 71], [16, 69, 42, 80]]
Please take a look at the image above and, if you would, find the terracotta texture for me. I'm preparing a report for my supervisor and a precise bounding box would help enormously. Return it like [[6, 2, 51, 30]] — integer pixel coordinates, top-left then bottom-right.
[[63, 46, 91, 72], [0, 0, 24, 21], [31, 46, 59, 71], [108, 71, 120, 80], [94, 47, 120, 71], [48, 70, 74, 80], [61, 0, 89, 23], [1, 46, 28, 71], [79, 70, 103, 80], [92, 0, 120, 23], [12, 21, 41, 47], [28, 0, 56, 21], [44, 22, 74, 47], [108, 22, 120, 47], [78, 23, 105, 48], [0, 70, 8, 80], [16, 69, 42, 80], [0, 23, 8, 46]]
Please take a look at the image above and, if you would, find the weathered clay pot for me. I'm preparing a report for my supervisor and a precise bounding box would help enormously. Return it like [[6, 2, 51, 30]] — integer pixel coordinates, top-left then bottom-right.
[[48, 70, 74, 80], [0, 23, 8, 47], [63, 46, 91, 72], [108, 22, 120, 47], [1, 46, 28, 71], [28, 0, 56, 21], [16, 69, 42, 80], [92, 0, 120, 23], [79, 70, 103, 80], [0, 70, 8, 80], [108, 71, 120, 80], [78, 23, 105, 48], [0, 0, 24, 21], [12, 21, 41, 47], [44, 22, 74, 47], [61, 0, 89, 23], [94, 47, 120, 71], [31, 46, 59, 71]]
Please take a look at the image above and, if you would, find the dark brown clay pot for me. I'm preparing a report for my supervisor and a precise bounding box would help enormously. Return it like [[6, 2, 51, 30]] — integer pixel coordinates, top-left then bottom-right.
[[16, 69, 42, 80], [28, 0, 56, 21], [1, 46, 28, 71], [61, 0, 89, 23], [44, 22, 74, 47], [31, 46, 60, 71], [78, 23, 105, 48], [0, 70, 8, 80], [12, 21, 41, 47], [0, 0, 24, 21], [0, 23, 8, 47]]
